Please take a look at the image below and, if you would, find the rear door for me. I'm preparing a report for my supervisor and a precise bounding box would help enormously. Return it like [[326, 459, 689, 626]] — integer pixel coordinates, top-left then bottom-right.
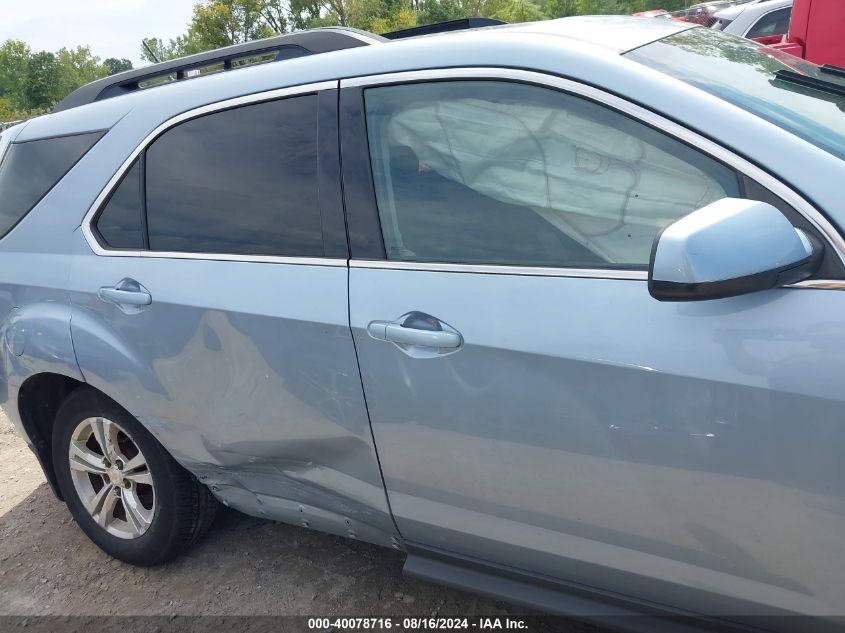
[[68, 84, 397, 544], [342, 69, 845, 617]]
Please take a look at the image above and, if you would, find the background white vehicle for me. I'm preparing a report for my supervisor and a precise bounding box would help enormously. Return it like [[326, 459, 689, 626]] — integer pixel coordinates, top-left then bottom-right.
[[711, 0, 792, 43]]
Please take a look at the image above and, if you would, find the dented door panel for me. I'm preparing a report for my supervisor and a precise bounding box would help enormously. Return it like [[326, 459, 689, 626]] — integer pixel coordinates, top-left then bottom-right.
[[68, 230, 398, 546]]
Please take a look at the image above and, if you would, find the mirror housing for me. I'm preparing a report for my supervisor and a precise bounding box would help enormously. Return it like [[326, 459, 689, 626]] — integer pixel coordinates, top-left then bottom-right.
[[649, 198, 823, 302]]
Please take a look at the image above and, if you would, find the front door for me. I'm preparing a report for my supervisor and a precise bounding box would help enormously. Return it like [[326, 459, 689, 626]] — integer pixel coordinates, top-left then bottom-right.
[[344, 72, 845, 617]]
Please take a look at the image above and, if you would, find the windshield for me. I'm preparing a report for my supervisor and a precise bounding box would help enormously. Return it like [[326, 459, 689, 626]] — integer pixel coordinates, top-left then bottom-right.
[[626, 28, 845, 162]]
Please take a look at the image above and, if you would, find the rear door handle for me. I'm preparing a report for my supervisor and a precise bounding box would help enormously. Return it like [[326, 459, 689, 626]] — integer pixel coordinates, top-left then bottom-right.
[[367, 312, 462, 353], [98, 279, 151, 308]]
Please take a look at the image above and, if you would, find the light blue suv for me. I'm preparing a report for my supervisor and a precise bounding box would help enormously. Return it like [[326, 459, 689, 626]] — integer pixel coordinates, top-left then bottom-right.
[[1, 16, 844, 631]]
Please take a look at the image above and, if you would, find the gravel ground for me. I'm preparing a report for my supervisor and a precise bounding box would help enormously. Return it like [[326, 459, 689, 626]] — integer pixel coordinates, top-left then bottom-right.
[[0, 409, 603, 632]]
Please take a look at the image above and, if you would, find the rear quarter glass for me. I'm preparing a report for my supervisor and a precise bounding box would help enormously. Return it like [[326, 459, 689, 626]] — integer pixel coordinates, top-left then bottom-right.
[[0, 131, 104, 238]]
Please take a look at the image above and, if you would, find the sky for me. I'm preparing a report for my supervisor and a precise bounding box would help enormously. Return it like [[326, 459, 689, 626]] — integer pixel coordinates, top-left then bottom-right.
[[0, 0, 197, 68]]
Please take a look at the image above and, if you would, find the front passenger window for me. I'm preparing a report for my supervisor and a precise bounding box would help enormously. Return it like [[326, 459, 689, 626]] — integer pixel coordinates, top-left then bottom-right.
[[364, 80, 741, 269]]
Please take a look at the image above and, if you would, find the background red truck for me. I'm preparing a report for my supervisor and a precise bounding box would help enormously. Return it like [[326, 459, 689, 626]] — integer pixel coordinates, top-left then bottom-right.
[[769, 0, 844, 66]]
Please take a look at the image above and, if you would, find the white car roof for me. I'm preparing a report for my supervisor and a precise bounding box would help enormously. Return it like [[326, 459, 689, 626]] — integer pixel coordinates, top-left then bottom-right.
[[714, 0, 792, 21]]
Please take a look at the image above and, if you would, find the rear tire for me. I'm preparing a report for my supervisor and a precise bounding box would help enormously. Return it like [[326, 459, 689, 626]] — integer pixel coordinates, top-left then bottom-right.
[[52, 387, 217, 566]]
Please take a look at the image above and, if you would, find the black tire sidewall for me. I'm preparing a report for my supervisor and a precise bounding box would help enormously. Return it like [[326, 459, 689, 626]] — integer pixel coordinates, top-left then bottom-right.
[[52, 388, 185, 566]]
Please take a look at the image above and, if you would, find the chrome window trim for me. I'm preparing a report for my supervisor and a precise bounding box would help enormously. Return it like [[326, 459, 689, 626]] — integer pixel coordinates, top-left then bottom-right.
[[790, 280, 845, 291], [81, 80, 342, 267], [350, 260, 648, 280], [341, 67, 845, 282], [86, 250, 347, 267], [350, 260, 845, 288]]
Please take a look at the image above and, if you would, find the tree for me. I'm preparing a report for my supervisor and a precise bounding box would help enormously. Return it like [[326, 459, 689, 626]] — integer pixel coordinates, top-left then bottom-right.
[[544, 0, 577, 17], [22, 51, 61, 110], [288, 0, 325, 29], [417, 0, 463, 24], [140, 36, 188, 63], [0, 40, 32, 111], [55, 46, 108, 100], [257, 0, 290, 32], [496, 0, 542, 21], [0, 97, 28, 122], [104, 58, 134, 75], [188, 0, 276, 49], [352, 0, 417, 32], [141, 0, 694, 59], [546, 0, 688, 16], [0, 39, 120, 115], [141, 0, 292, 62]]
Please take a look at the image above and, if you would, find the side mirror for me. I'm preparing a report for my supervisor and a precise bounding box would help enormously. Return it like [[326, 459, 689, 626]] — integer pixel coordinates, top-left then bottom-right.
[[649, 198, 823, 301]]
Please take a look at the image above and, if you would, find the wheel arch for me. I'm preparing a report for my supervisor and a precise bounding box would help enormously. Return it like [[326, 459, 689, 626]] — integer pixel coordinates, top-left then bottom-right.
[[17, 372, 85, 499], [16, 373, 142, 501]]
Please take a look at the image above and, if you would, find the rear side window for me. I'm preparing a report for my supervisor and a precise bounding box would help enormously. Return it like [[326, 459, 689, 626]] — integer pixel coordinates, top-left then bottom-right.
[[95, 159, 143, 249], [145, 95, 322, 256], [746, 8, 791, 38], [0, 131, 102, 238]]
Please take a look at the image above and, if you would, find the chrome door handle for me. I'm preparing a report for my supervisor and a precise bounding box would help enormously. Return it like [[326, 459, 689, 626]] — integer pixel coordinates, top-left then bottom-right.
[[98, 288, 151, 306], [367, 312, 462, 351], [98, 279, 151, 307]]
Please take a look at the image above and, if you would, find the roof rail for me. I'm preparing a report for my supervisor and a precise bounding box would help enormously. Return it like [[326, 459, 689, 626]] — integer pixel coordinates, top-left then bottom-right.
[[382, 17, 506, 40], [54, 28, 384, 113]]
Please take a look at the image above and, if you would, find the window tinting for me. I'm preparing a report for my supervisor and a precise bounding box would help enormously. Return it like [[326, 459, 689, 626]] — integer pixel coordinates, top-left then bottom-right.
[[145, 95, 322, 256], [364, 81, 740, 269], [95, 159, 143, 249], [746, 8, 791, 38], [0, 131, 102, 239]]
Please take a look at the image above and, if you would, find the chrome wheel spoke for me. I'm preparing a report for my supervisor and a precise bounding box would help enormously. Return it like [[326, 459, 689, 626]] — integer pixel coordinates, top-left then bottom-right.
[[68, 441, 108, 474], [123, 452, 152, 485], [86, 483, 115, 521], [91, 417, 117, 460], [96, 489, 120, 529], [122, 487, 153, 535], [122, 452, 147, 473], [124, 469, 153, 486]]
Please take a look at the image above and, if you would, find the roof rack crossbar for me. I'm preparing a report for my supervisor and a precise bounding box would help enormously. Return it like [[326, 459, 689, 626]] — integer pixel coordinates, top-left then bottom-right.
[[821, 65, 845, 80], [773, 69, 845, 98]]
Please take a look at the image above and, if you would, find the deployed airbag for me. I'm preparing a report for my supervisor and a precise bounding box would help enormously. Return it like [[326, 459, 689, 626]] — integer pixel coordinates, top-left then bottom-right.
[[387, 98, 728, 265]]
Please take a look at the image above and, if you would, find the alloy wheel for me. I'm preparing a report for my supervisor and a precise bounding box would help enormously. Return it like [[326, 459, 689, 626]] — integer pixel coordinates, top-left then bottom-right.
[[67, 416, 156, 539]]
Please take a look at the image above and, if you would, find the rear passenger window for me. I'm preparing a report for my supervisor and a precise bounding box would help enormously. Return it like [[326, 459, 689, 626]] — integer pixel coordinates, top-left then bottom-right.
[[746, 8, 791, 38], [364, 81, 740, 269], [95, 160, 143, 249], [0, 131, 102, 238], [145, 95, 322, 256]]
